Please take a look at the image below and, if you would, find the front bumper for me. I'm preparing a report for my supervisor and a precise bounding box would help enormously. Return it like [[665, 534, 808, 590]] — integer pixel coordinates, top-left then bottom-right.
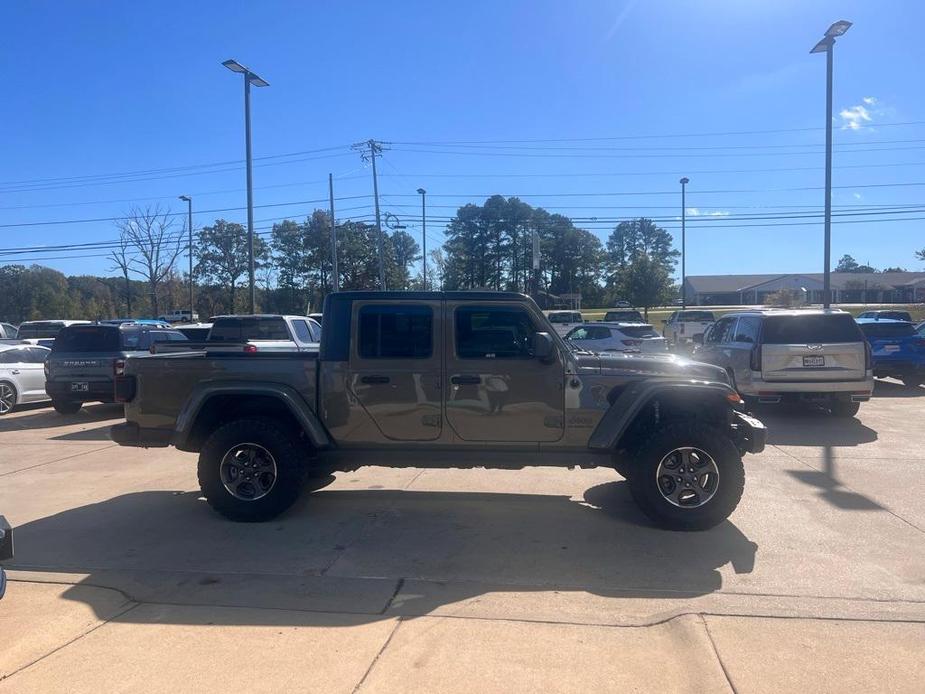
[[732, 410, 767, 455], [110, 421, 173, 448], [45, 379, 115, 402]]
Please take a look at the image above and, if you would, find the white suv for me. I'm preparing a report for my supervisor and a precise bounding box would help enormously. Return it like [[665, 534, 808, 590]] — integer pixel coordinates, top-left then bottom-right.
[[564, 322, 668, 354], [693, 309, 873, 417]]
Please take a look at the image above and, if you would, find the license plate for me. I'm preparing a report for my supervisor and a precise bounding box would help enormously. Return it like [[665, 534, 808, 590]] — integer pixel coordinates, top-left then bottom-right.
[[883, 344, 900, 353], [802, 356, 825, 367], [70, 382, 89, 392]]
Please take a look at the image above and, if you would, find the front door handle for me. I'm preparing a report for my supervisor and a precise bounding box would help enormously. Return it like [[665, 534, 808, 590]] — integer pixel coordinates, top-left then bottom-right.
[[11, 370, 20, 375], [451, 375, 481, 385], [360, 375, 390, 385]]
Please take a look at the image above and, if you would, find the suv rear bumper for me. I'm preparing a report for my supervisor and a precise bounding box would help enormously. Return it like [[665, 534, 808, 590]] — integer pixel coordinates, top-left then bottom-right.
[[110, 421, 173, 448], [45, 380, 115, 402], [737, 372, 873, 399]]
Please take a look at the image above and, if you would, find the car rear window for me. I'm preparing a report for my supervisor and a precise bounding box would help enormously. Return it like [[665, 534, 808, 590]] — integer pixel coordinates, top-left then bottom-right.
[[209, 317, 290, 342], [604, 311, 644, 322], [618, 325, 660, 338], [547, 312, 581, 323], [678, 311, 715, 321], [177, 326, 211, 340], [53, 325, 121, 352], [762, 315, 863, 344], [859, 323, 916, 339], [18, 322, 67, 339]]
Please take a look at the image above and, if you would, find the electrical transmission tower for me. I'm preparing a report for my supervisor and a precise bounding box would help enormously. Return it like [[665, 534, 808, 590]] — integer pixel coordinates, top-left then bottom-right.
[[352, 139, 390, 289]]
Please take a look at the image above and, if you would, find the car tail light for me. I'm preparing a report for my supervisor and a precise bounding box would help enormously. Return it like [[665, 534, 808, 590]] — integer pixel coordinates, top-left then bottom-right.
[[864, 341, 872, 370], [44, 360, 50, 378], [114, 359, 126, 376], [243, 344, 258, 354], [621, 339, 642, 347], [749, 344, 762, 371], [114, 375, 136, 403], [913, 338, 925, 350]]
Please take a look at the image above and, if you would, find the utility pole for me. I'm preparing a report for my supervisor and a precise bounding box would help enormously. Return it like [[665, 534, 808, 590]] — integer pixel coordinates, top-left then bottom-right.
[[178, 195, 194, 318], [679, 177, 689, 309], [531, 228, 541, 301], [417, 188, 427, 289], [352, 139, 390, 289], [329, 173, 338, 291]]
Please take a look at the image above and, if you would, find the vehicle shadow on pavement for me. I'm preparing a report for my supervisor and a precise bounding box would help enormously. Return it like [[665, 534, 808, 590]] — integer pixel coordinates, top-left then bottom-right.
[[49, 424, 117, 441], [0, 403, 123, 432], [756, 406, 878, 447], [872, 379, 925, 398], [9, 482, 758, 625]]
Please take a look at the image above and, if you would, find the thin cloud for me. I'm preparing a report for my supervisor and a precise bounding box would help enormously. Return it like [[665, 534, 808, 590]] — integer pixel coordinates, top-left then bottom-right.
[[708, 210, 730, 217], [686, 207, 701, 216], [686, 208, 729, 217], [840, 104, 872, 130], [862, 96, 877, 106]]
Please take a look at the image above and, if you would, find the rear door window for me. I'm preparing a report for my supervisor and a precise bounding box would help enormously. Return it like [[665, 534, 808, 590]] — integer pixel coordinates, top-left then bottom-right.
[[733, 316, 760, 343], [53, 326, 120, 352], [292, 319, 313, 343], [706, 317, 734, 344], [762, 315, 863, 344], [0, 349, 27, 364], [456, 306, 536, 359], [358, 305, 432, 359]]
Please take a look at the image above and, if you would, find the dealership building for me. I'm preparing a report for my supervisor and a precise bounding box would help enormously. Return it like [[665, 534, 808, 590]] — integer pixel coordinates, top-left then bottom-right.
[[683, 272, 925, 306]]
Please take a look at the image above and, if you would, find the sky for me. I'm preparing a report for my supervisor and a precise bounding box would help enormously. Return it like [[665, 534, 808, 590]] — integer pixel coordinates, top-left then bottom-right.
[[1, 0, 924, 281]]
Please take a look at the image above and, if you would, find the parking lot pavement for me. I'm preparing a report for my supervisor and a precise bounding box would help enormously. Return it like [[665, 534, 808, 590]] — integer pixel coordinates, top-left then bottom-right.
[[1, 387, 924, 692]]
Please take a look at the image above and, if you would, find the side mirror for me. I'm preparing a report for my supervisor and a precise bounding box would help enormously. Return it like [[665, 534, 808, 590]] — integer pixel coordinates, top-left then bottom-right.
[[661, 319, 667, 324], [692, 333, 704, 345], [532, 332, 555, 363]]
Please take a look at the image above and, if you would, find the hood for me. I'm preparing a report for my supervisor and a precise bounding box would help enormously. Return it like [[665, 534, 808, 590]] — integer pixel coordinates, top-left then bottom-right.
[[572, 350, 730, 384]]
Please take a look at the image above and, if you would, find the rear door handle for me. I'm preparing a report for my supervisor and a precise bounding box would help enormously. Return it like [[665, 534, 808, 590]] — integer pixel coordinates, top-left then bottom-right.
[[11, 370, 20, 375], [451, 375, 481, 385], [360, 375, 390, 385]]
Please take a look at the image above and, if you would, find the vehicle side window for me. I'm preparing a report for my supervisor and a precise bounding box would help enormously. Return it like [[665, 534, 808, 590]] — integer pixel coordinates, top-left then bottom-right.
[[586, 326, 611, 340], [166, 332, 188, 342], [0, 349, 25, 364], [567, 327, 589, 340], [733, 317, 759, 343], [456, 306, 536, 359], [292, 320, 313, 343], [358, 304, 432, 359], [149, 332, 173, 343], [307, 321, 322, 342], [706, 318, 733, 344], [667, 312, 677, 323], [25, 348, 49, 363]]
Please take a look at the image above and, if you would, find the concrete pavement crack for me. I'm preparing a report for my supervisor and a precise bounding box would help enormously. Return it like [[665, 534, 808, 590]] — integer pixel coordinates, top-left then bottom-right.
[[352, 617, 403, 693], [0, 444, 115, 478], [700, 614, 739, 694]]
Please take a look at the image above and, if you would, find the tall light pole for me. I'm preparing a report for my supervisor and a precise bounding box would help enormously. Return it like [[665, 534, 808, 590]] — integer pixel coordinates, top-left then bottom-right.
[[679, 177, 689, 309], [222, 59, 269, 314], [178, 195, 193, 319], [811, 20, 852, 308], [417, 188, 427, 289]]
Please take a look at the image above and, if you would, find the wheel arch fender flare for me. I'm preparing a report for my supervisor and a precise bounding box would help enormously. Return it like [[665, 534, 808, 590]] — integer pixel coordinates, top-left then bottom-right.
[[587, 378, 738, 451], [174, 381, 331, 451]]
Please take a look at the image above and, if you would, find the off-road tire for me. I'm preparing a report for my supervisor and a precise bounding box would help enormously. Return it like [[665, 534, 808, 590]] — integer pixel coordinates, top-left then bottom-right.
[[198, 417, 308, 522], [627, 422, 744, 531], [830, 400, 860, 418], [52, 399, 82, 415]]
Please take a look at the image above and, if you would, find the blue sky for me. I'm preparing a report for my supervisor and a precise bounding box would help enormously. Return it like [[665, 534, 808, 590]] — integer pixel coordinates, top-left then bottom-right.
[[1, 0, 923, 280]]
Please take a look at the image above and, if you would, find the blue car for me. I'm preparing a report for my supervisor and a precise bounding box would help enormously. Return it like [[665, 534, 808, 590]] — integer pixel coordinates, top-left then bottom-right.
[[856, 318, 925, 388]]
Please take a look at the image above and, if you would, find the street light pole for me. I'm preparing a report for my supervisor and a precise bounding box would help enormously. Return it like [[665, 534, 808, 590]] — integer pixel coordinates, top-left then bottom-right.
[[680, 177, 689, 309], [179, 195, 193, 319], [417, 188, 427, 289], [222, 59, 269, 314], [811, 20, 852, 308]]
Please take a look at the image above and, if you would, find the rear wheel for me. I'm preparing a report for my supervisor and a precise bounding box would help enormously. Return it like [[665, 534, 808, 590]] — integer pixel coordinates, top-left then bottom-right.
[[627, 422, 744, 531], [0, 382, 17, 415], [830, 400, 860, 418], [198, 417, 308, 522], [52, 399, 82, 415]]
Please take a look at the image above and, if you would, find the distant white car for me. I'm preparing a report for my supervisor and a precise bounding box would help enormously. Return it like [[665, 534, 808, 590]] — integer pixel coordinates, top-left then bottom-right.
[[662, 310, 716, 346], [0, 344, 51, 415], [0, 323, 17, 339], [564, 322, 668, 354], [544, 310, 584, 337]]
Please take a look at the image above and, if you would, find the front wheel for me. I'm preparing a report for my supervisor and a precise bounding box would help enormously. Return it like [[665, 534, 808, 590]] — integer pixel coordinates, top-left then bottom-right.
[[627, 423, 744, 531], [0, 382, 17, 415], [198, 417, 308, 522], [52, 399, 82, 415]]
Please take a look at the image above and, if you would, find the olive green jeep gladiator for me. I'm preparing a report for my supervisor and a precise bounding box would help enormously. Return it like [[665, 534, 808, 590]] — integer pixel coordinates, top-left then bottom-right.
[[111, 292, 765, 530]]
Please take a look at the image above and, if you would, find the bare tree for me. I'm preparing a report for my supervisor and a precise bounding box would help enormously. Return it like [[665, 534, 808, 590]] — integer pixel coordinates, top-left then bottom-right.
[[108, 232, 134, 316], [119, 205, 182, 317]]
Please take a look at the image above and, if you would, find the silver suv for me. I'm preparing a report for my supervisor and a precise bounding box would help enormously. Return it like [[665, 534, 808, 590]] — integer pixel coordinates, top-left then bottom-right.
[[693, 309, 872, 417]]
